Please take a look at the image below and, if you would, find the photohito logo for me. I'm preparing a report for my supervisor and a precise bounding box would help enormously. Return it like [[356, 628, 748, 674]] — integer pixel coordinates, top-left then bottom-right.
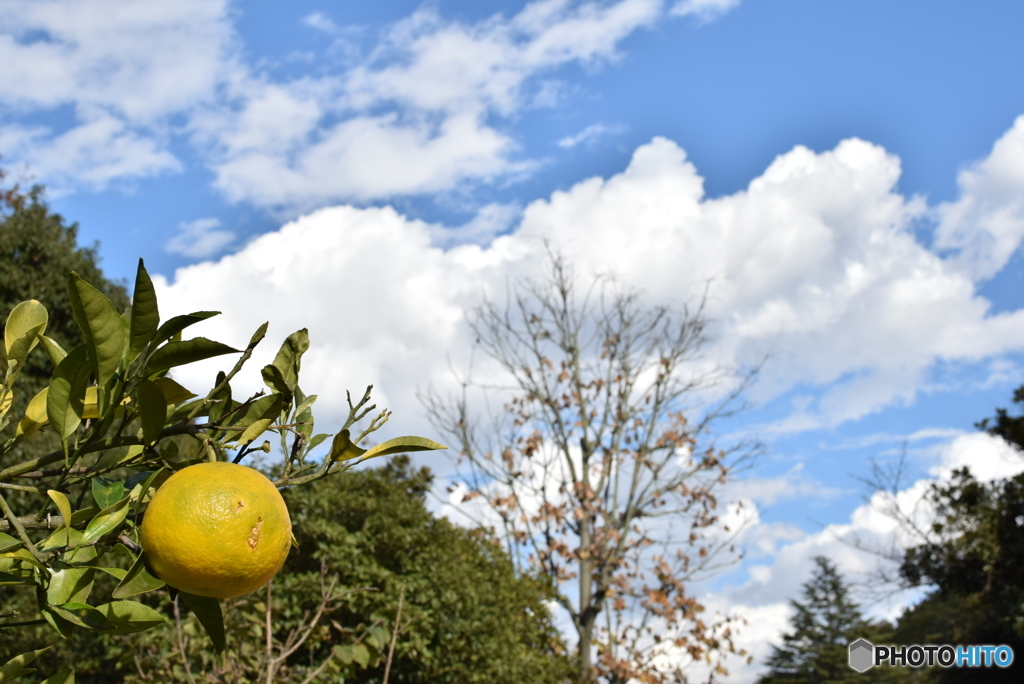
[[848, 639, 1014, 671]]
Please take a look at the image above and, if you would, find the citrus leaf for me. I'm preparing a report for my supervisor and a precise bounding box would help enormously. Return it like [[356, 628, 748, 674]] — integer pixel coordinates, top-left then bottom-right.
[[144, 338, 239, 376], [151, 311, 219, 348], [0, 388, 12, 421], [329, 429, 366, 462], [47, 345, 90, 440], [49, 602, 115, 631], [307, 433, 330, 453], [230, 394, 285, 446], [39, 668, 75, 684], [152, 377, 196, 404], [41, 607, 75, 639], [81, 496, 131, 546], [47, 566, 95, 606], [15, 387, 49, 437], [67, 272, 125, 387], [135, 379, 167, 445], [39, 335, 68, 367], [112, 554, 164, 599], [128, 259, 160, 362], [94, 600, 167, 634], [180, 592, 226, 653], [271, 328, 309, 392], [4, 299, 48, 362], [91, 478, 125, 510], [358, 435, 448, 463], [89, 566, 127, 581], [0, 646, 52, 682], [0, 532, 22, 553], [0, 571, 31, 585], [260, 364, 293, 406], [47, 489, 72, 532]]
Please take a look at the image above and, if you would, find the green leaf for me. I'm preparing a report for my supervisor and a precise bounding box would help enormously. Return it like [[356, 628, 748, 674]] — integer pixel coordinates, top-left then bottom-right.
[[0, 646, 51, 682], [47, 566, 95, 606], [41, 607, 75, 639], [81, 496, 131, 546], [144, 337, 239, 376], [358, 435, 448, 463], [0, 532, 22, 553], [135, 379, 167, 445], [334, 643, 371, 668], [151, 311, 219, 348], [47, 489, 73, 526], [180, 592, 226, 653], [271, 328, 309, 392], [152, 377, 196, 404], [15, 387, 49, 437], [329, 430, 366, 462], [94, 600, 167, 634], [128, 259, 160, 362], [0, 571, 31, 585], [39, 668, 75, 684], [47, 345, 90, 440], [229, 394, 285, 446], [4, 299, 48, 362], [307, 433, 330, 453], [49, 602, 115, 631], [112, 554, 165, 599], [91, 478, 125, 510], [260, 363, 293, 405], [39, 335, 67, 367], [67, 272, 125, 387]]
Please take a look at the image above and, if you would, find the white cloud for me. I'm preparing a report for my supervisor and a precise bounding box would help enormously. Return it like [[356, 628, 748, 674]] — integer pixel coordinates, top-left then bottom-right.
[[165, 218, 237, 259], [935, 114, 1024, 281], [203, 0, 664, 208], [0, 0, 236, 189], [557, 122, 627, 148], [154, 118, 1024, 445], [707, 430, 1023, 682], [670, 0, 741, 22], [0, 0, 675, 207]]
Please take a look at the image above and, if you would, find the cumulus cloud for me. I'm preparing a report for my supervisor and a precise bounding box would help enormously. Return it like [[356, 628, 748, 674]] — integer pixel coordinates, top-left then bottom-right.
[[154, 119, 1024, 444], [935, 115, 1024, 281], [165, 218, 237, 259]]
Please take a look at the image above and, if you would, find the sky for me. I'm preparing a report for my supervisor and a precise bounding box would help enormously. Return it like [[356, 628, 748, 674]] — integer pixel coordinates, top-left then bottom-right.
[[3, 0, 1024, 680]]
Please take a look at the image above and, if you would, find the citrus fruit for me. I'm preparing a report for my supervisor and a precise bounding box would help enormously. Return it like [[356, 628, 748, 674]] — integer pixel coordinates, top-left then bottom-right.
[[140, 462, 292, 598]]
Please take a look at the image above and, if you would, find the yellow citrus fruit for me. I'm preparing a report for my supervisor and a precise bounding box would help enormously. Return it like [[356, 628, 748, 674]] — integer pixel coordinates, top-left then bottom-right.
[[140, 462, 291, 598]]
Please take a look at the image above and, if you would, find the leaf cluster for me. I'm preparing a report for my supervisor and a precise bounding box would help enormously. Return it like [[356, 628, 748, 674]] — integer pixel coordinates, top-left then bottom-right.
[[0, 256, 443, 680]]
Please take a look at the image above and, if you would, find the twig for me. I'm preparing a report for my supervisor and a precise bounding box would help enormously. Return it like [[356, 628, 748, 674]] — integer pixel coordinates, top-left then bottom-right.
[[382, 583, 406, 684], [265, 581, 274, 684], [0, 490, 44, 562], [174, 594, 199, 684]]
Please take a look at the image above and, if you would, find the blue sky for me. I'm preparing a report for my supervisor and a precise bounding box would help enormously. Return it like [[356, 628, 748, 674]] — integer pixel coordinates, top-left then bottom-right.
[[4, 1, 1024, 680]]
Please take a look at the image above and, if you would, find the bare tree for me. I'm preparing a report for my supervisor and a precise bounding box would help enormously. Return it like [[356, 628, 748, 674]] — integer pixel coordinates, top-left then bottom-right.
[[420, 247, 760, 683]]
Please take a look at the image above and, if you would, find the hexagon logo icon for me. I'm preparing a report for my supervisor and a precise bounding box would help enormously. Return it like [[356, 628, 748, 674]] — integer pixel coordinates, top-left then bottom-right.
[[848, 638, 874, 672]]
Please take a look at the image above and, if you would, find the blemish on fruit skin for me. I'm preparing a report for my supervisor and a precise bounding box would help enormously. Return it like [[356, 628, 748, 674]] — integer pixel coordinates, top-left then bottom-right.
[[248, 517, 263, 550], [235, 501, 245, 511]]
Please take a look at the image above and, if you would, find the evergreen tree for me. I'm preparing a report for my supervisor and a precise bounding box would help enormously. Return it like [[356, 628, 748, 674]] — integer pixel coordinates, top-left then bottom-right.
[[758, 557, 912, 684], [0, 178, 129, 427]]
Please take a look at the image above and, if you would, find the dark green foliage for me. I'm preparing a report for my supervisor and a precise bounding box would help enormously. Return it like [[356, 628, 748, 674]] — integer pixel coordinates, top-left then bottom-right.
[[976, 385, 1024, 452], [1, 458, 572, 682], [0, 183, 129, 410], [758, 557, 912, 684], [894, 467, 1024, 683], [283, 455, 574, 684]]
